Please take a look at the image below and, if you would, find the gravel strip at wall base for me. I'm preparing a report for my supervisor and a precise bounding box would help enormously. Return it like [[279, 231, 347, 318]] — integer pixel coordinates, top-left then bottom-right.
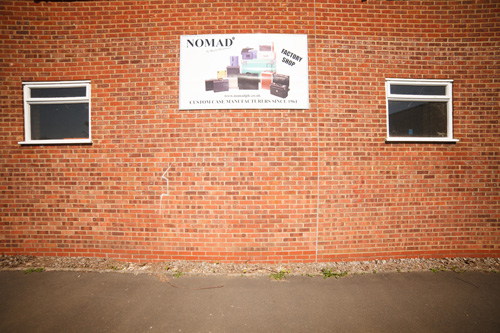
[[1, 255, 499, 278]]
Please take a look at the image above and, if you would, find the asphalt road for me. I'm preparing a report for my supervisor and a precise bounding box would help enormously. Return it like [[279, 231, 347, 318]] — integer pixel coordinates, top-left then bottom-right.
[[0, 270, 499, 332]]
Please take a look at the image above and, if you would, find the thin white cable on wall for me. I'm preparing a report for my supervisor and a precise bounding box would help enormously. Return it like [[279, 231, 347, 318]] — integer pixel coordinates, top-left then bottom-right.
[[314, 0, 319, 263]]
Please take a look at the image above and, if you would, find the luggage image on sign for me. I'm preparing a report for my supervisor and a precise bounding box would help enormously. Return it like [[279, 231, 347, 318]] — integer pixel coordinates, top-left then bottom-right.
[[238, 73, 260, 90], [205, 79, 217, 91], [241, 59, 276, 75], [270, 82, 289, 98], [213, 79, 229, 92], [258, 51, 276, 60], [241, 47, 252, 55], [226, 66, 240, 77], [217, 70, 227, 79], [241, 47, 256, 59], [228, 76, 238, 89], [242, 49, 257, 60], [230, 55, 239, 67], [261, 71, 273, 90], [272, 73, 290, 87], [259, 45, 273, 52]]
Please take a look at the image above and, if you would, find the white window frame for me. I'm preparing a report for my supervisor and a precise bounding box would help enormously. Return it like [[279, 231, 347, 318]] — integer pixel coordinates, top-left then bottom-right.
[[385, 78, 458, 143], [19, 80, 92, 145]]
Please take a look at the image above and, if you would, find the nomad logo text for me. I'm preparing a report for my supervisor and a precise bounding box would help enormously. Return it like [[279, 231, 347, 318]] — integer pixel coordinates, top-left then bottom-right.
[[187, 37, 235, 48]]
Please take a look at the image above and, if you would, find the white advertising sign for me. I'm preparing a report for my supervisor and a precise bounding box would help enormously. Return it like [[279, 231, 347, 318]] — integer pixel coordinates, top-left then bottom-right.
[[179, 34, 309, 110]]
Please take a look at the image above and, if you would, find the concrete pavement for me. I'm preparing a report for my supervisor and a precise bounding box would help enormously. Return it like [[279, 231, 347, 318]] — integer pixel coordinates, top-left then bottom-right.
[[0, 270, 499, 332]]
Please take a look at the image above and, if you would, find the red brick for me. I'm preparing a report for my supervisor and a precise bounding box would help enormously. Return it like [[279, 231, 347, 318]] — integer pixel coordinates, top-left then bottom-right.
[[0, 0, 499, 263]]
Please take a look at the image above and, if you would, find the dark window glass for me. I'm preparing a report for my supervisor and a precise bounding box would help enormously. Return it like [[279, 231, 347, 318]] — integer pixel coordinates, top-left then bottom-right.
[[30, 87, 87, 98], [388, 101, 447, 137], [390, 85, 446, 95], [30, 103, 89, 140]]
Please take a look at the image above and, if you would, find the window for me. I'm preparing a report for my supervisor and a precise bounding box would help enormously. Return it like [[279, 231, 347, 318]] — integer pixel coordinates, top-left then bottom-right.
[[20, 81, 91, 145], [385, 78, 458, 142]]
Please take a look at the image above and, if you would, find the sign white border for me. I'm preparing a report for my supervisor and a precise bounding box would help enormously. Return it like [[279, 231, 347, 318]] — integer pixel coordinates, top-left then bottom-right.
[[179, 34, 309, 110]]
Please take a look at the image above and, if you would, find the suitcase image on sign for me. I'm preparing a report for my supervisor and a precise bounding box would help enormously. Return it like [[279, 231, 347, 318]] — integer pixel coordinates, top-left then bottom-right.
[[230, 56, 239, 67], [226, 66, 240, 77], [270, 82, 289, 98], [241, 47, 252, 55], [273, 74, 290, 87], [241, 59, 276, 75], [242, 50, 257, 60], [241, 48, 257, 60], [261, 71, 273, 90], [228, 76, 238, 89], [258, 51, 276, 59], [217, 70, 226, 79], [213, 79, 229, 92], [205, 79, 217, 91], [238, 73, 260, 90]]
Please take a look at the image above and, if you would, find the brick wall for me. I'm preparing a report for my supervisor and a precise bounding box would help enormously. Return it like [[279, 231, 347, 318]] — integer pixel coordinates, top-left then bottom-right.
[[1, 0, 498, 262]]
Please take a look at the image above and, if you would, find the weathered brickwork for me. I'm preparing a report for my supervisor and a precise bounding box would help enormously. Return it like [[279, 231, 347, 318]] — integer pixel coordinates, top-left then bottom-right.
[[0, 0, 498, 262]]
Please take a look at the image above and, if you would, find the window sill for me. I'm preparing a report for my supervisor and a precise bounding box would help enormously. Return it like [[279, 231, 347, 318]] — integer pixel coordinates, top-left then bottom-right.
[[385, 137, 459, 143], [19, 139, 93, 145]]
